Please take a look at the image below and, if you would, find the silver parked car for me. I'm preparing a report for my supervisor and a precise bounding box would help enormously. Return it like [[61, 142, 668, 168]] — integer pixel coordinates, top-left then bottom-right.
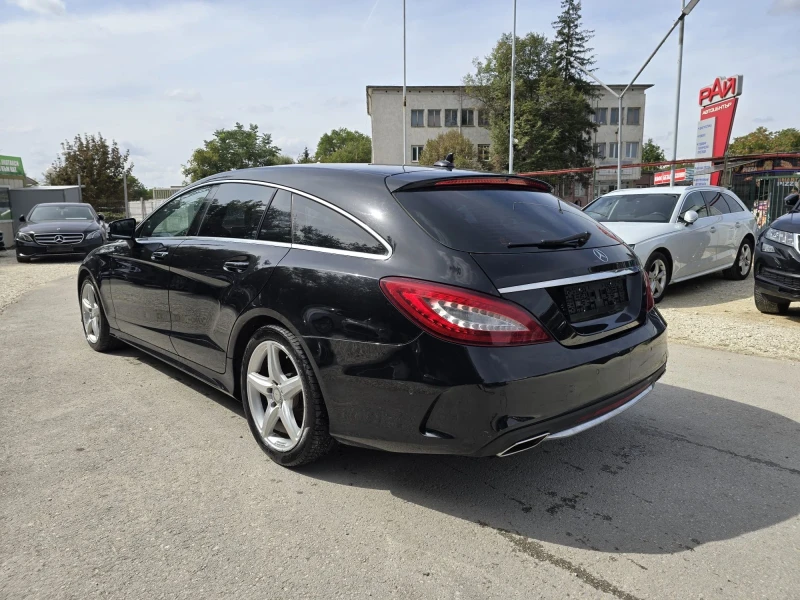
[[584, 186, 757, 302]]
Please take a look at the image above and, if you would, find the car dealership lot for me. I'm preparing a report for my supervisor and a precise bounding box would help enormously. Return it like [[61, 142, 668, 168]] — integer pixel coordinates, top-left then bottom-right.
[[0, 276, 798, 599]]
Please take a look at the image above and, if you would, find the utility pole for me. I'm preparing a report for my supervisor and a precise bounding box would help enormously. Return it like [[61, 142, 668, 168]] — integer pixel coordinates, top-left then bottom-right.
[[123, 173, 129, 218], [508, 0, 517, 173], [670, 0, 686, 186], [402, 0, 407, 165]]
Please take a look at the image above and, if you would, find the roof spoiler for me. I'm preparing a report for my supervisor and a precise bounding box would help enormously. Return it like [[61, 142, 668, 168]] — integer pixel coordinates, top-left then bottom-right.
[[393, 175, 554, 193]]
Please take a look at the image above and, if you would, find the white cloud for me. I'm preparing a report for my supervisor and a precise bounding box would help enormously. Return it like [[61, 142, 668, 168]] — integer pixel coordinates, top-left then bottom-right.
[[7, 0, 65, 15], [166, 89, 202, 103], [769, 0, 800, 13]]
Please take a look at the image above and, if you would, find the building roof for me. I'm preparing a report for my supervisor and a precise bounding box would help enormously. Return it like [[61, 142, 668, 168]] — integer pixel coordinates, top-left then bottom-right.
[[366, 84, 654, 114], [14, 185, 79, 191]]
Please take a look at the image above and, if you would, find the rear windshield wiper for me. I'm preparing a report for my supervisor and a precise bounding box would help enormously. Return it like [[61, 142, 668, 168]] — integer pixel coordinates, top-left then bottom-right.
[[507, 232, 591, 249]]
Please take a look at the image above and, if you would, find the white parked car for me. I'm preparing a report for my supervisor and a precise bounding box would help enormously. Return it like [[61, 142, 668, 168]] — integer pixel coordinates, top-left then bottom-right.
[[583, 186, 757, 302]]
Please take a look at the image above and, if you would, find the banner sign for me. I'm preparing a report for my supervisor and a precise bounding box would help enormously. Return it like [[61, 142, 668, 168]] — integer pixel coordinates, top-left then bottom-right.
[[654, 168, 690, 186], [694, 76, 742, 186], [0, 155, 25, 177]]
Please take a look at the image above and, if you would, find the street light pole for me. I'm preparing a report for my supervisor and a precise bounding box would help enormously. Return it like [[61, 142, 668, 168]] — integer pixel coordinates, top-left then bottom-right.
[[402, 0, 407, 165], [670, 0, 686, 186], [508, 0, 517, 173]]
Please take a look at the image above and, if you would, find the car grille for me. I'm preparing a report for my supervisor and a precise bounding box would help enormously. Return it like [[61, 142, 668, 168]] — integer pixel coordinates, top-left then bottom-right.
[[34, 233, 84, 245], [762, 268, 800, 291]]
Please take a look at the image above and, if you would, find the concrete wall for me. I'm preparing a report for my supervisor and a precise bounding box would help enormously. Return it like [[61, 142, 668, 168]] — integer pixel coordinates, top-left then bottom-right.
[[368, 87, 491, 164]]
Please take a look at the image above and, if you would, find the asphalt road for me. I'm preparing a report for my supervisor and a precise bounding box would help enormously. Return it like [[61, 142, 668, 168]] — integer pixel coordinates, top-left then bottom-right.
[[1, 276, 798, 599]]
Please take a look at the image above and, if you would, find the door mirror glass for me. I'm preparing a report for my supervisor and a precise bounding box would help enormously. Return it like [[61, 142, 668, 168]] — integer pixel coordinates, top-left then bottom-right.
[[109, 218, 136, 240], [97, 213, 105, 221], [682, 210, 699, 225], [19, 214, 25, 222]]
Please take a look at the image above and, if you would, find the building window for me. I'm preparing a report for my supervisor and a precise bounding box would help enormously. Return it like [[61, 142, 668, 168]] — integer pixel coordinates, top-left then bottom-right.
[[593, 142, 606, 158], [411, 145, 424, 163], [625, 142, 639, 159], [593, 108, 608, 125], [477, 144, 490, 163], [627, 107, 641, 125], [411, 109, 424, 127], [609, 142, 619, 159], [610, 108, 619, 126], [445, 109, 458, 127], [461, 109, 475, 127], [427, 109, 441, 127], [478, 110, 489, 127]]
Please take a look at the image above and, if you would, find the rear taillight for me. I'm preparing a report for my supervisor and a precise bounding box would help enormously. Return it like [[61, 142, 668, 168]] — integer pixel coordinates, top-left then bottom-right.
[[380, 277, 552, 346], [643, 273, 655, 312]]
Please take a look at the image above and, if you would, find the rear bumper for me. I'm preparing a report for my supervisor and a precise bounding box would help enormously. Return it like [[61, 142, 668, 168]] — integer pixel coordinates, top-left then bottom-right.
[[314, 310, 668, 457]]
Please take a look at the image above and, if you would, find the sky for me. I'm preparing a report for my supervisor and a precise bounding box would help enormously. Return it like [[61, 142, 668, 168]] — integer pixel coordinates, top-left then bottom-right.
[[1, 0, 799, 187]]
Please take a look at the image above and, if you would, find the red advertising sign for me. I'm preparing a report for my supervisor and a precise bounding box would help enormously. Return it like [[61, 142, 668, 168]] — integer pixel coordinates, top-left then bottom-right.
[[695, 75, 742, 186], [654, 169, 687, 185]]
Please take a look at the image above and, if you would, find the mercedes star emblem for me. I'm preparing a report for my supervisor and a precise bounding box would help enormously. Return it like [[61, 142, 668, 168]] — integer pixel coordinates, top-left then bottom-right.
[[54, 235, 64, 244], [593, 249, 609, 262]]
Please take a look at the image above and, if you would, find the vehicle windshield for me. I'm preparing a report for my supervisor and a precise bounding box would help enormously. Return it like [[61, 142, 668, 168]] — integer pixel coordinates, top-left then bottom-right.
[[392, 187, 619, 253], [29, 205, 94, 221], [584, 194, 681, 223]]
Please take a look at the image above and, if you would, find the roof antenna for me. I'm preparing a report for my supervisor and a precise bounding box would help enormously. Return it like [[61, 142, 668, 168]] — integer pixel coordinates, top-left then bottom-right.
[[434, 152, 455, 171], [557, 193, 563, 214]]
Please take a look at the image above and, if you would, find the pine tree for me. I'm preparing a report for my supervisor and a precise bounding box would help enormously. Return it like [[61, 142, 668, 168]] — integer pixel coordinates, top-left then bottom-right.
[[297, 147, 313, 163], [552, 0, 595, 95]]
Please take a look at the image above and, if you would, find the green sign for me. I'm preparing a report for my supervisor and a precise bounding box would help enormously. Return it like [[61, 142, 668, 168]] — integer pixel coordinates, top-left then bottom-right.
[[0, 155, 24, 177]]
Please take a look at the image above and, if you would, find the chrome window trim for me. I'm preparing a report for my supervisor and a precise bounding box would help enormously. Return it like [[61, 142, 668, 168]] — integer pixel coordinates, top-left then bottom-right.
[[153, 178, 393, 260], [497, 267, 639, 294]]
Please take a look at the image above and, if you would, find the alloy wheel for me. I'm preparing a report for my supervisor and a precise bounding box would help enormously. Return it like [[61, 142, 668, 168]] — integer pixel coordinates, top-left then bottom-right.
[[739, 244, 752, 276], [81, 283, 101, 344], [246, 340, 305, 452], [649, 259, 667, 299]]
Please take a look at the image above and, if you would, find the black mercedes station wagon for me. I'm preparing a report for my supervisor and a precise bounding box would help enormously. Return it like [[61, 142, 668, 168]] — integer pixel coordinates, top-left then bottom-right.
[[77, 165, 668, 467], [754, 192, 800, 314], [16, 202, 107, 262]]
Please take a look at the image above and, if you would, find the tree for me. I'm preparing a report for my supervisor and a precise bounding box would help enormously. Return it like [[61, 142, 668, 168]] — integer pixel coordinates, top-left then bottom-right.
[[274, 155, 295, 165], [552, 0, 595, 95], [729, 127, 800, 155], [182, 122, 281, 182], [314, 128, 371, 163], [45, 133, 132, 210], [642, 138, 666, 169], [464, 32, 596, 173], [297, 147, 314, 163], [418, 130, 480, 170], [125, 173, 153, 200]]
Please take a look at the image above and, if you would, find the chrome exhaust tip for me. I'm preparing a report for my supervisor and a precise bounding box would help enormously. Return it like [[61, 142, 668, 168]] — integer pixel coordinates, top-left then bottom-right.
[[496, 433, 549, 457]]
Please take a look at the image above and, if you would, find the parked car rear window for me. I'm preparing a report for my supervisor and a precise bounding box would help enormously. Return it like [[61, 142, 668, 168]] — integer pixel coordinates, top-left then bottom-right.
[[292, 195, 386, 256], [29, 205, 94, 221], [394, 188, 619, 253], [585, 194, 680, 223], [197, 183, 275, 240]]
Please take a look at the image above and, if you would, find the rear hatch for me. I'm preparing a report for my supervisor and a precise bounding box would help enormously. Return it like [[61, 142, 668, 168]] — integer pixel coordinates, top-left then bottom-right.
[[390, 175, 647, 345]]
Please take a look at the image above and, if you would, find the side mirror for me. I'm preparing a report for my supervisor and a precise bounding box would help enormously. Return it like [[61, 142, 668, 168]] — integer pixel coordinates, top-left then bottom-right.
[[682, 210, 699, 225], [97, 213, 105, 221], [19, 214, 25, 223], [784, 193, 799, 208], [108, 217, 136, 240]]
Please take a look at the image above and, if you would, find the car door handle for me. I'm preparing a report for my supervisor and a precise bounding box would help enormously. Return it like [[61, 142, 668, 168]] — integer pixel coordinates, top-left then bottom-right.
[[735, 222, 742, 228], [151, 250, 169, 260], [710, 226, 716, 232], [223, 260, 249, 273]]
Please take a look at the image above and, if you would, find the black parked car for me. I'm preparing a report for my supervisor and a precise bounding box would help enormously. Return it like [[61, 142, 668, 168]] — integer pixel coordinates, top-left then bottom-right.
[[16, 202, 107, 262], [77, 165, 668, 467], [754, 192, 800, 314]]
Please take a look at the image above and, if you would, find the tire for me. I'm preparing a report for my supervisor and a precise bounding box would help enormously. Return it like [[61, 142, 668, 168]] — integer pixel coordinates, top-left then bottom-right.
[[241, 325, 334, 467], [16, 255, 31, 263], [80, 278, 124, 352], [645, 252, 670, 303], [754, 287, 790, 315], [724, 239, 754, 280]]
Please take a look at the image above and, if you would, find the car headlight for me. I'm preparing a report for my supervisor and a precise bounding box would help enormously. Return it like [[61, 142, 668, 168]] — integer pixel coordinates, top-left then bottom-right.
[[764, 228, 795, 247], [15, 231, 34, 242], [85, 229, 103, 240]]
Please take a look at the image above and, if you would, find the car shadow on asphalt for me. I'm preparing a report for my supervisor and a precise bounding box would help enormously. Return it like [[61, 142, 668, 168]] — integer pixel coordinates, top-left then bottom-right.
[[113, 346, 244, 417], [300, 383, 799, 556]]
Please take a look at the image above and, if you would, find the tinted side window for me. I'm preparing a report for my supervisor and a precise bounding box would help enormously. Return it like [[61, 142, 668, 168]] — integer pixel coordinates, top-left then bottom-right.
[[292, 195, 386, 256], [139, 186, 211, 238], [197, 183, 275, 239], [722, 192, 745, 213], [703, 191, 731, 215], [258, 189, 292, 244], [680, 192, 709, 219]]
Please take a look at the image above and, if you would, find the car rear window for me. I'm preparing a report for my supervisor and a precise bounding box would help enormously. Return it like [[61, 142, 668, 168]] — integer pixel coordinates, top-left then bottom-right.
[[393, 188, 620, 253]]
